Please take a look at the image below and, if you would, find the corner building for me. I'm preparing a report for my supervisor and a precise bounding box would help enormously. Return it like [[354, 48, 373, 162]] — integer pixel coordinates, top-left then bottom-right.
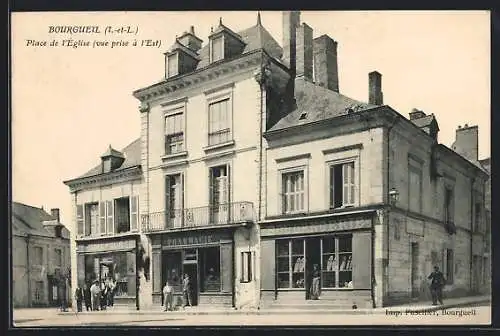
[[65, 11, 490, 310]]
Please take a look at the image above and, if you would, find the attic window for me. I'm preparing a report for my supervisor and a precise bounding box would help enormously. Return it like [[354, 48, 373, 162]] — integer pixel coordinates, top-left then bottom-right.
[[299, 112, 308, 120], [167, 53, 178, 78], [211, 36, 224, 63]]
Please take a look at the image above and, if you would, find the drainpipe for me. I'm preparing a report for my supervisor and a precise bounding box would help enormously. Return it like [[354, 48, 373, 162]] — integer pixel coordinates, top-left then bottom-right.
[[26, 234, 31, 307], [385, 115, 399, 304], [371, 215, 376, 308], [232, 231, 236, 308], [469, 175, 475, 294]]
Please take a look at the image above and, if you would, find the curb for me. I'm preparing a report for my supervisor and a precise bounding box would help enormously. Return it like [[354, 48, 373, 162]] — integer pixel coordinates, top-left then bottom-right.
[[56, 299, 490, 317]]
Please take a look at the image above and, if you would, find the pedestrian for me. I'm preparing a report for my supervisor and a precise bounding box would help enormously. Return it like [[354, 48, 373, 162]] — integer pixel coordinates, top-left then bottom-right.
[[310, 264, 321, 300], [107, 277, 116, 307], [58, 280, 67, 312], [74, 284, 83, 312], [90, 280, 100, 311], [83, 283, 92, 311], [100, 280, 108, 310], [182, 273, 192, 308], [428, 265, 446, 305], [163, 280, 174, 311]]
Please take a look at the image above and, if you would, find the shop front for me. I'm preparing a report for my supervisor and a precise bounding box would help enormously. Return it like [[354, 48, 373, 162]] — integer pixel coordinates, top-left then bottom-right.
[[260, 213, 374, 309], [76, 236, 138, 307], [150, 229, 234, 308]]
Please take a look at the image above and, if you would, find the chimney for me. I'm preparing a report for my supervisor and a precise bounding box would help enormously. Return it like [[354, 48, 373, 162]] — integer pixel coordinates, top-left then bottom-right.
[[313, 35, 339, 92], [50, 208, 60, 223], [296, 23, 313, 81], [452, 124, 479, 162], [282, 11, 300, 75], [368, 71, 383, 105], [409, 108, 426, 120]]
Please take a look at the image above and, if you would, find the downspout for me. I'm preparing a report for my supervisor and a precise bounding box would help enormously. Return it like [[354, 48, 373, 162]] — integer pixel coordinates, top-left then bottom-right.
[[371, 215, 376, 308], [384, 115, 399, 304], [469, 175, 475, 294], [26, 234, 31, 307], [232, 232, 236, 308]]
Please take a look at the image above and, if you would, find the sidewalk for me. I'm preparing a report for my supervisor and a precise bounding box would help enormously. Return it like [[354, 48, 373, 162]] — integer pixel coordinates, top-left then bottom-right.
[[54, 295, 490, 316]]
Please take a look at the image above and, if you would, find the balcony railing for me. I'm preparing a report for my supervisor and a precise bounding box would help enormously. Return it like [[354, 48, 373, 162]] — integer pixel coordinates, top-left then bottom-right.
[[141, 201, 255, 232]]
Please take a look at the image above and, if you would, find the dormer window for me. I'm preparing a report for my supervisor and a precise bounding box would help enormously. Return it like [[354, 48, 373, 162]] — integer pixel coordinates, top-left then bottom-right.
[[211, 36, 224, 63], [166, 53, 179, 78]]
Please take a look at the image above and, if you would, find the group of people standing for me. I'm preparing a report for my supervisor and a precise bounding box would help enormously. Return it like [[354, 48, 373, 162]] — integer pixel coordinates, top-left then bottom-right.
[[74, 278, 117, 312], [162, 273, 192, 311]]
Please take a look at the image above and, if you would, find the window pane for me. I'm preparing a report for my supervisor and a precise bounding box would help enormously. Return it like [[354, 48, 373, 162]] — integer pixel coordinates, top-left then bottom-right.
[[322, 271, 336, 288], [338, 236, 352, 252], [212, 37, 223, 62], [292, 239, 304, 255], [322, 237, 335, 254], [277, 257, 289, 272], [200, 247, 220, 292], [167, 54, 177, 77], [277, 273, 290, 289], [277, 240, 289, 256]]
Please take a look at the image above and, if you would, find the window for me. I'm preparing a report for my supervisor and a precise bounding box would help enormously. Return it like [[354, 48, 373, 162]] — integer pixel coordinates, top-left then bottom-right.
[[281, 171, 305, 214], [34, 246, 43, 266], [474, 202, 482, 232], [209, 165, 230, 223], [165, 174, 183, 227], [84, 203, 99, 236], [408, 165, 422, 213], [114, 197, 130, 233], [208, 98, 231, 146], [54, 248, 62, 271], [200, 247, 221, 292], [166, 53, 178, 78], [240, 251, 252, 283], [444, 187, 455, 224], [329, 161, 355, 208], [276, 236, 353, 289], [165, 109, 185, 155], [211, 36, 224, 62], [277, 239, 305, 289], [444, 249, 454, 284]]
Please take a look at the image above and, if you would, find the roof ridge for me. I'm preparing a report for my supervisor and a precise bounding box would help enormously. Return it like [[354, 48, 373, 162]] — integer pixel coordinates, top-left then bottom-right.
[[12, 201, 44, 210]]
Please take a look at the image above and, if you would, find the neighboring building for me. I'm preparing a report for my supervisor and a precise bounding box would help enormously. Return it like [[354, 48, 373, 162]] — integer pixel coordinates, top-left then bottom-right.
[[64, 11, 490, 310], [63, 141, 143, 309], [12, 203, 71, 308], [479, 157, 491, 294], [259, 12, 489, 308]]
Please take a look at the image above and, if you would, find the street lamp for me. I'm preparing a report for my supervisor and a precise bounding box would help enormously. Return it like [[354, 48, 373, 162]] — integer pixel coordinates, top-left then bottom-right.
[[389, 187, 399, 206]]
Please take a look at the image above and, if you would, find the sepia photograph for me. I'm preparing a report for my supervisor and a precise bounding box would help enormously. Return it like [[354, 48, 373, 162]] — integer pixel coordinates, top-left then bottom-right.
[[10, 10, 491, 327]]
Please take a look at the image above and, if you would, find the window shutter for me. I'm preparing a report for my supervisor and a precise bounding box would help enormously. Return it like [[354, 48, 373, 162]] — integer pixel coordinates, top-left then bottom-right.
[[84, 206, 91, 236], [260, 239, 275, 290], [208, 169, 214, 207], [247, 251, 252, 282], [106, 201, 113, 234], [130, 196, 139, 231], [77, 254, 85, 286], [352, 232, 371, 289], [165, 175, 171, 228], [99, 202, 106, 235], [329, 166, 334, 208], [126, 251, 136, 297], [180, 173, 185, 227], [226, 164, 231, 204], [220, 243, 233, 293], [76, 204, 84, 236]]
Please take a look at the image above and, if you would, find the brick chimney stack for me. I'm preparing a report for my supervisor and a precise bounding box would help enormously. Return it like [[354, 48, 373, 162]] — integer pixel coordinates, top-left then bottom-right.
[[409, 108, 426, 120], [452, 124, 479, 162], [368, 71, 383, 105], [282, 11, 300, 75], [50, 208, 60, 223], [296, 23, 313, 81], [313, 35, 339, 92]]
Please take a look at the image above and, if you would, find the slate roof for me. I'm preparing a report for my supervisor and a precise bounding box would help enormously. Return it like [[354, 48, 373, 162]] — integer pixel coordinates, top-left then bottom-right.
[[101, 145, 125, 159], [269, 78, 376, 131], [78, 138, 141, 179], [12, 202, 70, 239], [195, 22, 283, 70]]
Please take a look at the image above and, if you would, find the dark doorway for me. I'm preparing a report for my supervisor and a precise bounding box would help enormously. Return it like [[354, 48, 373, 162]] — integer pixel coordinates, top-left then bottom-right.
[[183, 263, 198, 306], [305, 237, 321, 300], [410, 242, 419, 298]]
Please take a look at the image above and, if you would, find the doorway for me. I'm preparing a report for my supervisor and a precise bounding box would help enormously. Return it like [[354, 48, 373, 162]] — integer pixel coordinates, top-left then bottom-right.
[[305, 237, 321, 300], [183, 263, 198, 306], [410, 242, 419, 298]]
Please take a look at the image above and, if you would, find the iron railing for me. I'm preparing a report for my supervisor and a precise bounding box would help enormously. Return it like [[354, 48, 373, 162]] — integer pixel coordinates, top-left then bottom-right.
[[141, 201, 254, 232]]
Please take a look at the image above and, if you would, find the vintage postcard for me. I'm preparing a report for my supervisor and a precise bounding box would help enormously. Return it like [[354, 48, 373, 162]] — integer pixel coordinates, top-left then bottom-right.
[[11, 10, 491, 327]]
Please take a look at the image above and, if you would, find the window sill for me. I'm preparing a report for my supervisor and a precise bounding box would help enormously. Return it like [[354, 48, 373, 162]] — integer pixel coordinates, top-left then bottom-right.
[[161, 151, 188, 161], [203, 140, 235, 153]]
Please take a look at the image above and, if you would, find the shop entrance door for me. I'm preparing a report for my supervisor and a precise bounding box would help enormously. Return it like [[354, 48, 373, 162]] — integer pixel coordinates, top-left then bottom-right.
[[305, 237, 321, 300], [183, 263, 198, 306]]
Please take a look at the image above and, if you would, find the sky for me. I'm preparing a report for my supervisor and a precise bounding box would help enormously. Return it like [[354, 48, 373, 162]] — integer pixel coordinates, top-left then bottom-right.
[[11, 11, 490, 230]]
